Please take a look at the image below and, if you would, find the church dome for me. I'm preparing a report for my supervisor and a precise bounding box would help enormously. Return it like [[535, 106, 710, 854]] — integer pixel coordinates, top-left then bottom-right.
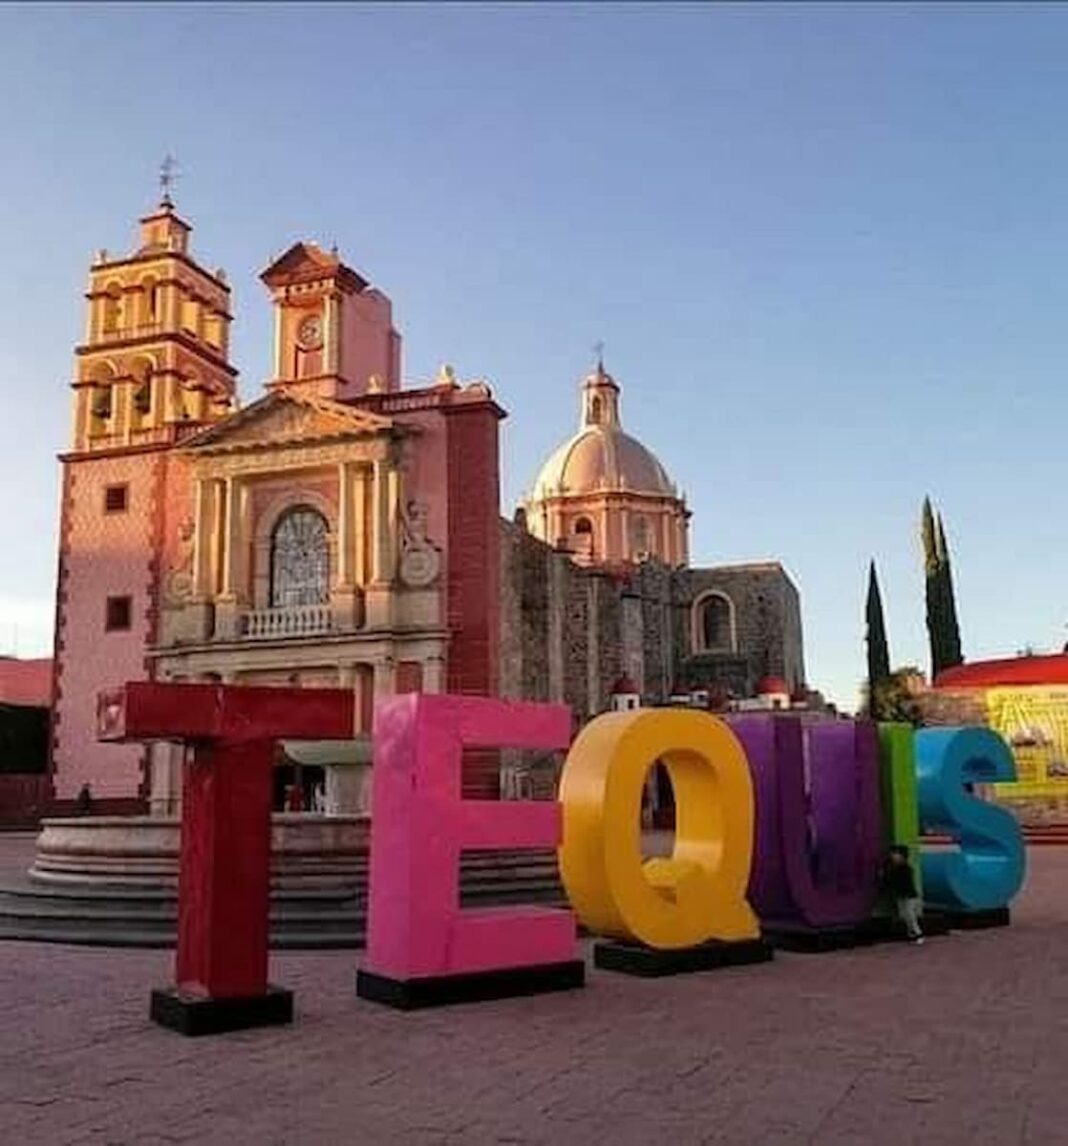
[[532, 426, 677, 499], [523, 359, 689, 570], [531, 366, 677, 500]]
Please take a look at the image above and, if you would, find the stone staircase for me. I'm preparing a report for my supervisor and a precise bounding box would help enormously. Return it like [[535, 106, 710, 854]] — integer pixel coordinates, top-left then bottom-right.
[[0, 849, 567, 949]]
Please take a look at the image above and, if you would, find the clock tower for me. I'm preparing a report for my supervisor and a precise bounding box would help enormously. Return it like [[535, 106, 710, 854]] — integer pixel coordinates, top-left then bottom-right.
[[261, 242, 401, 400]]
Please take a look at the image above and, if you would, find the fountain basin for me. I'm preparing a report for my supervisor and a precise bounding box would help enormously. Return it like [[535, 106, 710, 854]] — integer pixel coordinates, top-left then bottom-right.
[[30, 814, 369, 891]]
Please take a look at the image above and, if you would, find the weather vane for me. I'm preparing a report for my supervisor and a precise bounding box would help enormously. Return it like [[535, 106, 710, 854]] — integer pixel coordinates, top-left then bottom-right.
[[593, 340, 605, 369], [159, 154, 180, 205]]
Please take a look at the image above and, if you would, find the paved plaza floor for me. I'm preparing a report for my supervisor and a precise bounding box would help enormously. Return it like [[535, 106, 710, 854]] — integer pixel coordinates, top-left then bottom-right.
[[2, 832, 1067, 1145]]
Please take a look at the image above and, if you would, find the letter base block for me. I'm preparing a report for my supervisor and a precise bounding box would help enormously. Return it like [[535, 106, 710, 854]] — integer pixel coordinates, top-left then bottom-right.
[[592, 938, 773, 977], [356, 960, 586, 1011], [766, 913, 952, 953], [930, 906, 1011, 931], [150, 985, 294, 1037]]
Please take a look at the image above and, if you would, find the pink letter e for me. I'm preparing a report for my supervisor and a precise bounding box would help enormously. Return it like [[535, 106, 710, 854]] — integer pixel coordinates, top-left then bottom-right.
[[363, 693, 578, 981]]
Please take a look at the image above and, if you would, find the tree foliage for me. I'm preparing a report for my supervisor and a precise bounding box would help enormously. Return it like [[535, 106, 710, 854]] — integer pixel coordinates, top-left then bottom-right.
[[922, 497, 964, 679], [865, 560, 891, 718]]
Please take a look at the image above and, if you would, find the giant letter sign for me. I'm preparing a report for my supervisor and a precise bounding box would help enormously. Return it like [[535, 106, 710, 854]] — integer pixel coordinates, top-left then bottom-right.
[[558, 707, 760, 949], [357, 693, 584, 1008], [733, 716, 882, 930], [915, 727, 1026, 912], [878, 722, 922, 901]]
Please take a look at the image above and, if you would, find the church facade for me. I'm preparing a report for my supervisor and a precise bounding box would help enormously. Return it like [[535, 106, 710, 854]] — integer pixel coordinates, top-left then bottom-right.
[[49, 194, 806, 812]]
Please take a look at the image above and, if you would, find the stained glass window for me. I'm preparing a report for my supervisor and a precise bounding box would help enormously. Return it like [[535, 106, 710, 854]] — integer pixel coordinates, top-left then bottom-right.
[[270, 508, 330, 608]]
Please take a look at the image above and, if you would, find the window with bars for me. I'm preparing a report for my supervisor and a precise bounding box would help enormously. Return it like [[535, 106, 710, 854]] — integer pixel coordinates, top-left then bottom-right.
[[269, 507, 330, 608], [104, 485, 128, 513]]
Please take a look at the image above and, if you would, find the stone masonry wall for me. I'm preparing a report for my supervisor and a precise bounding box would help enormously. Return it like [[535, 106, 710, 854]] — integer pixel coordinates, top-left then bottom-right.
[[500, 524, 807, 721]]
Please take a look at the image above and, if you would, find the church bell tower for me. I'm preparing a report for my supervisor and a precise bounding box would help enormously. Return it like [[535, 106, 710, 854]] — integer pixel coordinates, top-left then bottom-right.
[[72, 178, 237, 451], [51, 173, 239, 808]]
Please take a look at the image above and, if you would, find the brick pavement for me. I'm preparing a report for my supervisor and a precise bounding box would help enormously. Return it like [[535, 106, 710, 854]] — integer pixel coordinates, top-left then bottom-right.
[[2, 844, 1067, 1145]]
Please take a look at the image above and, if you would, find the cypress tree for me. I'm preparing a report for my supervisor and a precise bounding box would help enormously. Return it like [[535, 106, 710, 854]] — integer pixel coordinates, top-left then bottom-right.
[[935, 511, 963, 669], [922, 497, 964, 679], [865, 560, 891, 717], [922, 496, 945, 678]]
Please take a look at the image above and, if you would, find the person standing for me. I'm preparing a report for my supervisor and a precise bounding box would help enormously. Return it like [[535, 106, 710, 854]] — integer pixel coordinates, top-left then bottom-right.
[[882, 845, 924, 945]]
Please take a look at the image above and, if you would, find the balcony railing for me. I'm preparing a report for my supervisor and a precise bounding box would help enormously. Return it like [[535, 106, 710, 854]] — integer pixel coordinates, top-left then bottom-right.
[[242, 605, 333, 640]]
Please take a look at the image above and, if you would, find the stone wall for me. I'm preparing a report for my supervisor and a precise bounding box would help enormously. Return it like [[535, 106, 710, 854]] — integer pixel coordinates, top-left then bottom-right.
[[674, 564, 805, 695], [500, 521, 807, 719]]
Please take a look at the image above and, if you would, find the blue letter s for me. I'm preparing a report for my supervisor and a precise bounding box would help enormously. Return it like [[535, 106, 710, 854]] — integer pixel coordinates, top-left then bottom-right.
[[915, 727, 1025, 912]]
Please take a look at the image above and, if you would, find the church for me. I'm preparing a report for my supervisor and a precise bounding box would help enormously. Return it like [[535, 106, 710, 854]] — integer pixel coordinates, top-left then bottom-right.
[[48, 192, 807, 813]]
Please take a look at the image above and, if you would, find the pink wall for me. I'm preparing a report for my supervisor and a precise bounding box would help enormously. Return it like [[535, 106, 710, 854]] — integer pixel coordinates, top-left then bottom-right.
[[391, 406, 450, 567], [52, 450, 169, 800], [337, 288, 399, 400], [0, 658, 53, 707]]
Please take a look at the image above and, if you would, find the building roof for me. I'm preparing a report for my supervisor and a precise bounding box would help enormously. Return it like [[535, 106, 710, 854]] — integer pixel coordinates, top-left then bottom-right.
[[0, 658, 53, 707], [934, 654, 1068, 690], [260, 241, 369, 294], [532, 426, 677, 500]]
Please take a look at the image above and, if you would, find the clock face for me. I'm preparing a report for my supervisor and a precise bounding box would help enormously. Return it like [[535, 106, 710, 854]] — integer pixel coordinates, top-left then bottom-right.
[[297, 314, 323, 350]]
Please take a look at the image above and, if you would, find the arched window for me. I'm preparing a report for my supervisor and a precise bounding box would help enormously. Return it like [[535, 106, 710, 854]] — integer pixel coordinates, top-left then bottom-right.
[[102, 286, 122, 334], [574, 517, 593, 535], [270, 507, 330, 608], [143, 279, 161, 324], [695, 592, 734, 653], [92, 384, 114, 423]]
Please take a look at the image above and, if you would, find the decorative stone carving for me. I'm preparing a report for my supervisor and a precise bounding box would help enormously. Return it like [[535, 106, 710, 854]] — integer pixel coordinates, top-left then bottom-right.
[[434, 364, 459, 389], [164, 519, 195, 606], [399, 500, 441, 588]]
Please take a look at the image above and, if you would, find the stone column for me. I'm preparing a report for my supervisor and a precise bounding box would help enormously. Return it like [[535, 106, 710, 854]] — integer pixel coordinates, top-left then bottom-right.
[[332, 462, 360, 631], [660, 511, 672, 563], [373, 655, 396, 696], [365, 459, 396, 627], [423, 653, 446, 694], [148, 741, 185, 817], [323, 294, 340, 375], [215, 478, 243, 639], [353, 466, 369, 586], [164, 281, 181, 330], [336, 462, 352, 588], [272, 304, 284, 379], [190, 479, 223, 641], [74, 388, 90, 448], [371, 460, 396, 583], [115, 379, 133, 446], [220, 478, 240, 595], [191, 480, 209, 598]]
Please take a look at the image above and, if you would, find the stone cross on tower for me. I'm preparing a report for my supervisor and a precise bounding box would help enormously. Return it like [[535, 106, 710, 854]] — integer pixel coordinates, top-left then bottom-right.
[[593, 340, 605, 371], [159, 154, 180, 207]]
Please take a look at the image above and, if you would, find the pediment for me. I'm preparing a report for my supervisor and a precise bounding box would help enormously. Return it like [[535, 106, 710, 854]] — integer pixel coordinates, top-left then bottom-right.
[[260, 242, 368, 292], [183, 392, 394, 455]]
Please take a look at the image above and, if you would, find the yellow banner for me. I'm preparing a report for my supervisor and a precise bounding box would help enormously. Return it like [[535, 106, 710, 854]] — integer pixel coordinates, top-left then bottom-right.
[[985, 686, 1068, 796]]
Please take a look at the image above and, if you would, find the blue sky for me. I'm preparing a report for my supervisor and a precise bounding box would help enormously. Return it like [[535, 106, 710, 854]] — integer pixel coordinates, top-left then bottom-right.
[[1, 2, 1066, 708]]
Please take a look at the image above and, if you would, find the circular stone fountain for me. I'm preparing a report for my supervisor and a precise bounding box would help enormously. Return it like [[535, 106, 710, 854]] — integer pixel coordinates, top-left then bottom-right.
[[30, 813, 369, 890]]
